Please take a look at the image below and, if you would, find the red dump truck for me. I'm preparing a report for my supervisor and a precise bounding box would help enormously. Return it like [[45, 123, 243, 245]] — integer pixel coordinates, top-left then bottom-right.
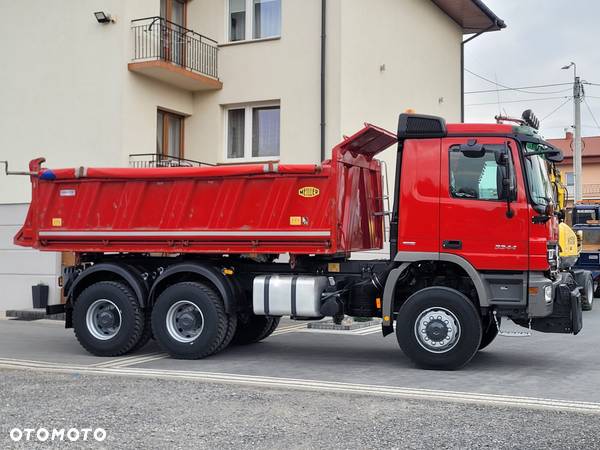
[[11, 113, 582, 370]]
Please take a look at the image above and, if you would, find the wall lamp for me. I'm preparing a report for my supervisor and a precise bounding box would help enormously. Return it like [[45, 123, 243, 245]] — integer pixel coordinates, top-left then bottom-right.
[[94, 11, 114, 24]]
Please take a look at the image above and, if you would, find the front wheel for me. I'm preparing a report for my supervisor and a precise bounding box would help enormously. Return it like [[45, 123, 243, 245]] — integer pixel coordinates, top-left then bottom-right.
[[479, 316, 498, 350], [395, 287, 482, 370]]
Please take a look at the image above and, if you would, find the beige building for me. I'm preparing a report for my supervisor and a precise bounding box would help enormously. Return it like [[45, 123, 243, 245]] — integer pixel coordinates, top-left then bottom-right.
[[547, 131, 600, 203], [0, 0, 502, 310]]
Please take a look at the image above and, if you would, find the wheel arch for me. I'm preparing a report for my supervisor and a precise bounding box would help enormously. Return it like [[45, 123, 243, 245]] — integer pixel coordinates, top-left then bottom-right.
[[68, 263, 149, 307], [148, 263, 238, 314], [382, 253, 489, 333]]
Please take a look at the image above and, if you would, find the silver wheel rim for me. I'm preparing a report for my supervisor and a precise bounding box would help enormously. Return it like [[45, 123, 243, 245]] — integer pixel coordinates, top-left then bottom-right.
[[414, 307, 461, 354], [86, 299, 122, 341], [166, 301, 205, 343]]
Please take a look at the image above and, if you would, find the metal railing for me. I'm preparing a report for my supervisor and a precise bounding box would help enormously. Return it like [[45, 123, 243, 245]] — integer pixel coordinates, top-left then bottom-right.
[[131, 17, 219, 79], [129, 154, 215, 168]]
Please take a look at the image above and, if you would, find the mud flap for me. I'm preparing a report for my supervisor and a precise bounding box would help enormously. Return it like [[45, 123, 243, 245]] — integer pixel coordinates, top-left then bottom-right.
[[528, 282, 582, 334]]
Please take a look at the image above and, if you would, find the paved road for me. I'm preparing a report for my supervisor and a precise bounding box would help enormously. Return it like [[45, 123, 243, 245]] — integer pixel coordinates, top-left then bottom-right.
[[1, 311, 600, 448]]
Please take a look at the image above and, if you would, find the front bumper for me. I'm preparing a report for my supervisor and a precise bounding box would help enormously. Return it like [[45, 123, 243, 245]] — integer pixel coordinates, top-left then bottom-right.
[[527, 272, 582, 334]]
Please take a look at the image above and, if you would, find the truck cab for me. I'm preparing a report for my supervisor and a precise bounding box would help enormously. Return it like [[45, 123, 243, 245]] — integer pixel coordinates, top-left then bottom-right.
[[385, 114, 582, 357]]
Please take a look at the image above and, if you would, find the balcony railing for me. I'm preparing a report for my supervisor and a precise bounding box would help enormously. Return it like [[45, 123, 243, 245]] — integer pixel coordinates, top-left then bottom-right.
[[129, 154, 215, 168], [131, 17, 218, 79]]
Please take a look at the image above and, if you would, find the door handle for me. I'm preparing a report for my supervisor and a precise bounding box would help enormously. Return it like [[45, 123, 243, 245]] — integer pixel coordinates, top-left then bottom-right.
[[442, 240, 462, 250]]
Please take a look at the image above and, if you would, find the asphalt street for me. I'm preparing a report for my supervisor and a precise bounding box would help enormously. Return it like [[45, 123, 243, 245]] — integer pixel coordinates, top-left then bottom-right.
[[1, 310, 600, 448]]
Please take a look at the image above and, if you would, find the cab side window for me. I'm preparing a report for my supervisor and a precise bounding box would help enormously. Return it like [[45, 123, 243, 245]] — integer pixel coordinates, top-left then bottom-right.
[[449, 148, 512, 201]]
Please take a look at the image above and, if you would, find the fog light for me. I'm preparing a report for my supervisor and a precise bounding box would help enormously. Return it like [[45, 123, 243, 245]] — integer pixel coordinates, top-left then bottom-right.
[[544, 285, 553, 303]]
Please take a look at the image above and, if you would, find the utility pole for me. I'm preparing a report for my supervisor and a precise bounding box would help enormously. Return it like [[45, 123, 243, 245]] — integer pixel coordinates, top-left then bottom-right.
[[573, 76, 583, 203], [562, 62, 583, 203]]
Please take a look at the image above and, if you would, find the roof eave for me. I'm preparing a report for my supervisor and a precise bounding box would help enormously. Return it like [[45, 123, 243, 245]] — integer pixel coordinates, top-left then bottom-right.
[[432, 0, 506, 35]]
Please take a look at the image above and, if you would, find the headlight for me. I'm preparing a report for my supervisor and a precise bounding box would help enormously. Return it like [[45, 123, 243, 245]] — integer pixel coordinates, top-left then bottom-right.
[[544, 285, 553, 303]]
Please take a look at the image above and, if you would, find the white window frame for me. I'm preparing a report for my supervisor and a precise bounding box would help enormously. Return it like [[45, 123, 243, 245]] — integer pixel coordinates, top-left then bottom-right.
[[223, 101, 281, 163], [225, 0, 282, 43]]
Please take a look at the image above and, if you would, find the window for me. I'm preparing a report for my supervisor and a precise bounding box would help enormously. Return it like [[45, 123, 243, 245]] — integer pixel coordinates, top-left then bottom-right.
[[225, 103, 280, 160], [573, 209, 598, 226], [228, 0, 281, 42], [566, 172, 575, 186], [157, 109, 185, 158], [449, 148, 513, 201], [229, 0, 246, 41]]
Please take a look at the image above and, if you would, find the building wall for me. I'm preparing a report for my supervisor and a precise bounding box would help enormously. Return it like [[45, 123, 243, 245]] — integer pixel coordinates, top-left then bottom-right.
[[0, 0, 129, 204], [0, 204, 61, 310], [337, 0, 462, 235], [186, 0, 323, 164]]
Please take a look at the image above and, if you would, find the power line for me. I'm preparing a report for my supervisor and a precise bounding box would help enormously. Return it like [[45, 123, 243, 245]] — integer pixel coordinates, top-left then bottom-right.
[[464, 69, 572, 94], [541, 97, 572, 121], [466, 96, 570, 107], [583, 98, 600, 130], [465, 85, 572, 95]]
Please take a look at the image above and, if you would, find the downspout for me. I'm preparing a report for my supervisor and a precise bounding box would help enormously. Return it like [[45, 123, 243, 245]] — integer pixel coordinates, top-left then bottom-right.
[[320, 0, 327, 161]]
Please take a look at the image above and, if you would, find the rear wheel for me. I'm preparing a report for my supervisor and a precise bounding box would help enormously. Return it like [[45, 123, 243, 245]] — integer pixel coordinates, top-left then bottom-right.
[[73, 281, 145, 357], [151, 282, 229, 359], [232, 314, 280, 345], [395, 287, 482, 370], [581, 272, 594, 311]]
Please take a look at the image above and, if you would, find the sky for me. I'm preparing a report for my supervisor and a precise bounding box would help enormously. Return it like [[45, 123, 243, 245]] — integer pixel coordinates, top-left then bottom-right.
[[464, 0, 600, 139]]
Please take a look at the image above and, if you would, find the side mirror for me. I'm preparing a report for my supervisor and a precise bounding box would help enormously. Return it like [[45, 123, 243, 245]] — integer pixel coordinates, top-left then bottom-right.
[[498, 145, 516, 218]]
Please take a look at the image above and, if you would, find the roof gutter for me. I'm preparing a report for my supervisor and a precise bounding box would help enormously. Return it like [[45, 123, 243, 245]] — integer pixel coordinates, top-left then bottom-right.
[[471, 0, 506, 29]]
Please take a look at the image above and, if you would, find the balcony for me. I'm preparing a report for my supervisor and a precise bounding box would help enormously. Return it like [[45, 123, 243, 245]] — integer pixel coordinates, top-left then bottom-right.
[[129, 154, 215, 168], [129, 17, 222, 91]]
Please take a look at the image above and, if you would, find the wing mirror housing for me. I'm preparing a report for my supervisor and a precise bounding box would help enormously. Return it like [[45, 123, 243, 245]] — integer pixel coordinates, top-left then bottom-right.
[[459, 140, 486, 158]]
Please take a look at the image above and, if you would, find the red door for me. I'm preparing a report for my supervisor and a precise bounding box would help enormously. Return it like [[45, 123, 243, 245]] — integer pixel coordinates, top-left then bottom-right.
[[439, 137, 529, 271]]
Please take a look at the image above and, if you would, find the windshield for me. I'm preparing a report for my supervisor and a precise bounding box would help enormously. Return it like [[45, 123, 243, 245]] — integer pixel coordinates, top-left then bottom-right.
[[523, 143, 554, 207]]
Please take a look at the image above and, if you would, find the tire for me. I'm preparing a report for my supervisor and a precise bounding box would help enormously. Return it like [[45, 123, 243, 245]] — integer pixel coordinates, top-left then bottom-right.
[[130, 308, 153, 352], [151, 282, 229, 359], [478, 317, 498, 350], [395, 287, 482, 370], [214, 311, 238, 354], [581, 272, 594, 311], [232, 315, 280, 345], [258, 317, 281, 341], [73, 281, 145, 357]]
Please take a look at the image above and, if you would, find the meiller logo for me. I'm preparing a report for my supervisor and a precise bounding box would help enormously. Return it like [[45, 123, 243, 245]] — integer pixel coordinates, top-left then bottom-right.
[[298, 186, 320, 198], [9, 428, 107, 442]]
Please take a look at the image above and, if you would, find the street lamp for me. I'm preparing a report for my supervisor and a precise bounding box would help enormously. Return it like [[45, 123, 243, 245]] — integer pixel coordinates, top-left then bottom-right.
[[561, 61, 576, 78]]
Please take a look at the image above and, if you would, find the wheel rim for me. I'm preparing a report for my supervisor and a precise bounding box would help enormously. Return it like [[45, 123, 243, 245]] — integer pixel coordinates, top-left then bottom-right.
[[86, 299, 122, 341], [165, 301, 205, 343], [414, 307, 461, 354]]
